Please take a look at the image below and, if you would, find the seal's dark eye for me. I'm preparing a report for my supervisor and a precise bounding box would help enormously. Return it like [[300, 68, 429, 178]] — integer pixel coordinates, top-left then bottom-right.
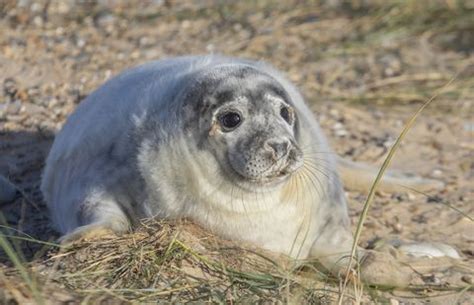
[[219, 112, 242, 131], [280, 106, 292, 124]]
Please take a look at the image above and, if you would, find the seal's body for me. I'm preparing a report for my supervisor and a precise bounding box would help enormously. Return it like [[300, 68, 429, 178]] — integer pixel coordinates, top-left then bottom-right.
[[42, 55, 352, 263], [41, 56, 439, 279]]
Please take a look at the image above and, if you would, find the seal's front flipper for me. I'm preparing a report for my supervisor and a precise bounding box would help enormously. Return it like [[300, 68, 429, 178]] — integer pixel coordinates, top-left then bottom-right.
[[58, 196, 131, 245], [337, 157, 444, 194], [58, 215, 131, 245], [59, 222, 118, 245]]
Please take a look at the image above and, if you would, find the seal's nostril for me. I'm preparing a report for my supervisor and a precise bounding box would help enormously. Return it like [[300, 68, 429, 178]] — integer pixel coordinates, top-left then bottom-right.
[[265, 139, 290, 160]]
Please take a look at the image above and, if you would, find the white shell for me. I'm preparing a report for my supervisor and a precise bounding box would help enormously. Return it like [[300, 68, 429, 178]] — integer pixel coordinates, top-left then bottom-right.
[[399, 242, 461, 259]]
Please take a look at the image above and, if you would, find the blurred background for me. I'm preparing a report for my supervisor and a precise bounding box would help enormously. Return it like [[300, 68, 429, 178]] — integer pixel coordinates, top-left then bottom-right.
[[1, 0, 472, 131], [0, 1, 473, 303]]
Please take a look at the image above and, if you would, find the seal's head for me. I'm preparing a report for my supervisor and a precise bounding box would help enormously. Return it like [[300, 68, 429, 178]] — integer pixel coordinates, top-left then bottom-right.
[[181, 64, 304, 189]]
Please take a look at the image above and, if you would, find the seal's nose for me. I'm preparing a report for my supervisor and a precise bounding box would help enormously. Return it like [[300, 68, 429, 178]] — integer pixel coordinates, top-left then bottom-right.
[[264, 138, 290, 160]]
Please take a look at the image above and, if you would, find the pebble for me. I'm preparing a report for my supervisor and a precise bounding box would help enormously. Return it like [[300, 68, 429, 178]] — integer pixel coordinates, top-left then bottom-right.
[[76, 38, 86, 48], [392, 222, 403, 234], [407, 192, 416, 201], [461, 275, 472, 284], [334, 128, 348, 137], [47, 97, 60, 109], [3, 78, 18, 98], [392, 193, 407, 202], [21, 103, 44, 115], [206, 44, 215, 52], [378, 53, 402, 77], [332, 122, 348, 137], [6, 100, 22, 114], [139, 36, 150, 47], [329, 108, 340, 118], [427, 195, 442, 203], [389, 299, 399, 305], [0, 103, 7, 119], [399, 242, 461, 259], [431, 169, 443, 177], [464, 122, 474, 132], [33, 16, 43, 27], [383, 138, 395, 148], [422, 274, 441, 284]]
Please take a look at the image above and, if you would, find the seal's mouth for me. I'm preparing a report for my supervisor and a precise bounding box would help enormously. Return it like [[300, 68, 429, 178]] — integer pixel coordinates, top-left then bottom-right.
[[236, 158, 304, 187]]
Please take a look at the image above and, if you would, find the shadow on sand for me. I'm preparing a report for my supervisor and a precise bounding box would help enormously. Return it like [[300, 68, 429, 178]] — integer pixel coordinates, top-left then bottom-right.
[[0, 129, 58, 262]]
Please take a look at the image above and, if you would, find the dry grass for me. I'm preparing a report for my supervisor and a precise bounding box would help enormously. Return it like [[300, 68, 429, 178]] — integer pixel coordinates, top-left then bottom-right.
[[1, 219, 472, 304], [2, 220, 340, 303]]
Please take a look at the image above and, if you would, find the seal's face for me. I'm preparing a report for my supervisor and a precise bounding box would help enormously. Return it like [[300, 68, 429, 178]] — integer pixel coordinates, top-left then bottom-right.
[[182, 65, 304, 188]]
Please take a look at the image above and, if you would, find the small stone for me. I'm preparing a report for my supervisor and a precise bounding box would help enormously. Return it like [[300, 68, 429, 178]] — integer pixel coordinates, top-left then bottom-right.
[[0, 103, 7, 118], [399, 242, 461, 259], [181, 20, 191, 29], [378, 53, 402, 77], [3, 78, 18, 98], [427, 195, 442, 203], [461, 275, 472, 284], [33, 16, 43, 26], [104, 70, 112, 80], [329, 108, 339, 117], [76, 38, 86, 48], [334, 128, 348, 137], [47, 97, 60, 109], [96, 13, 116, 29], [392, 193, 407, 202], [55, 27, 65, 35], [130, 51, 140, 59], [20, 103, 44, 115], [383, 138, 395, 148], [372, 110, 383, 119], [464, 122, 474, 132], [422, 274, 440, 284], [206, 44, 215, 52], [389, 299, 399, 305], [392, 222, 403, 234], [31, 2, 42, 12], [462, 249, 474, 257], [7, 100, 22, 114], [139, 36, 150, 47], [332, 122, 348, 137]]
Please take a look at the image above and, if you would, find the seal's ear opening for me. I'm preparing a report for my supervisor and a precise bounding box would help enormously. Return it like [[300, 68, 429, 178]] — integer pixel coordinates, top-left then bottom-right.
[[292, 108, 301, 142], [178, 75, 216, 135]]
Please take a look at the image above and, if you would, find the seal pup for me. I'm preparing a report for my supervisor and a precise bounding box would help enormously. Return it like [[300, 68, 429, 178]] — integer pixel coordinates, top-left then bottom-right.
[[41, 55, 441, 284]]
